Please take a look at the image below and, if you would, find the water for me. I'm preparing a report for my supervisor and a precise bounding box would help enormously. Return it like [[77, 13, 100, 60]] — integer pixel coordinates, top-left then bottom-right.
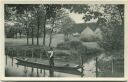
[[5, 56, 96, 77]]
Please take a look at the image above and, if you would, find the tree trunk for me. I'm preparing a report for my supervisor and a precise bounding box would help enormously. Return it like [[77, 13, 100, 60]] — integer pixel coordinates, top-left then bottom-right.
[[37, 27, 39, 46], [36, 9, 41, 46], [27, 34, 29, 45], [26, 22, 29, 45], [19, 31, 22, 39], [49, 33, 52, 47], [13, 29, 15, 39], [15, 29, 17, 39], [49, 20, 55, 47], [117, 6, 124, 25], [32, 27, 34, 45], [37, 35, 39, 45], [64, 33, 69, 42], [36, 15, 40, 45], [43, 11, 47, 46]]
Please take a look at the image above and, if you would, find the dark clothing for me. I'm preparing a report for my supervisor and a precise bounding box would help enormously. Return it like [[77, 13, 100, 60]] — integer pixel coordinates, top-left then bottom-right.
[[49, 56, 54, 67], [49, 56, 54, 77]]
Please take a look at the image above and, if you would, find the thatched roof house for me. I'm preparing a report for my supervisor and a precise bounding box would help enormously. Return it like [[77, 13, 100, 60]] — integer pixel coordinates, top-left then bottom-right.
[[70, 23, 98, 33], [70, 23, 102, 42], [80, 26, 97, 42]]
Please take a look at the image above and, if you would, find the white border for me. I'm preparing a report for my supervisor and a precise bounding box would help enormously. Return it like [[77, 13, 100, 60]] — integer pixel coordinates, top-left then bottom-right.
[[3, 0, 128, 4], [0, 0, 128, 81]]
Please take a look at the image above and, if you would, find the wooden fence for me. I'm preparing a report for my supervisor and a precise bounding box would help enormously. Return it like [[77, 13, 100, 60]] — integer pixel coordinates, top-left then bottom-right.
[[95, 57, 124, 77]]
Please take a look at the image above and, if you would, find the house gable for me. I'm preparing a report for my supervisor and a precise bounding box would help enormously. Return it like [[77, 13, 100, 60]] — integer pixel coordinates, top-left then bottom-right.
[[70, 23, 98, 34]]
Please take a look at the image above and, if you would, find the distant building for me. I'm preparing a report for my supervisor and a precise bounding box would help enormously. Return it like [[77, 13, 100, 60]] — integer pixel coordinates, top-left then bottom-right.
[[70, 23, 103, 42], [80, 26, 97, 42]]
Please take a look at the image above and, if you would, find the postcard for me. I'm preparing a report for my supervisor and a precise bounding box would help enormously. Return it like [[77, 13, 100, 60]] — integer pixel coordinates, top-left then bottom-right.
[[0, 0, 128, 81]]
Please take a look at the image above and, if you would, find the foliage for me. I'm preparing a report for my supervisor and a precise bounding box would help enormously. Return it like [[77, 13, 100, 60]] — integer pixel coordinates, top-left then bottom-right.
[[56, 41, 71, 50], [80, 35, 98, 42], [61, 16, 75, 33], [99, 5, 124, 51], [57, 41, 82, 50], [63, 4, 89, 14], [5, 4, 124, 51], [63, 4, 124, 51], [80, 4, 124, 51]]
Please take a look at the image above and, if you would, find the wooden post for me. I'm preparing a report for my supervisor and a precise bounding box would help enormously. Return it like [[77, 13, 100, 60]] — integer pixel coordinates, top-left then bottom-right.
[[40, 50, 42, 59], [32, 67, 34, 72], [6, 54, 7, 65], [16, 49, 19, 68], [37, 68, 39, 77], [5, 50, 8, 65], [43, 69, 46, 77], [40, 69, 42, 73], [24, 50, 26, 58], [16, 49, 18, 57], [11, 50, 13, 66], [24, 66, 27, 74], [26, 66, 28, 77], [112, 59, 114, 75], [80, 55, 84, 77], [24, 50, 27, 72], [95, 57, 98, 77], [30, 67, 34, 76], [31, 49, 34, 58]]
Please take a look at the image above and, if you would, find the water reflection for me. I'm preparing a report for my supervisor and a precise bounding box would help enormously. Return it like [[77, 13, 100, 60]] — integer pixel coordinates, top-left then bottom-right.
[[5, 55, 96, 77]]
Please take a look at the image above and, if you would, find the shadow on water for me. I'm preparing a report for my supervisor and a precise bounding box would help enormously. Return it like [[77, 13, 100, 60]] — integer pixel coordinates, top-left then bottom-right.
[[5, 56, 83, 77]]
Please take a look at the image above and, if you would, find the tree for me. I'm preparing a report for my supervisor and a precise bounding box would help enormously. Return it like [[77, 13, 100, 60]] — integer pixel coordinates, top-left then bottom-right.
[[83, 4, 124, 51], [102, 5, 124, 51], [60, 15, 75, 41], [5, 5, 17, 38], [5, 4, 37, 45], [5, 4, 64, 46], [64, 4, 124, 51], [41, 4, 62, 46], [47, 8, 69, 47], [31, 5, 45, 45]]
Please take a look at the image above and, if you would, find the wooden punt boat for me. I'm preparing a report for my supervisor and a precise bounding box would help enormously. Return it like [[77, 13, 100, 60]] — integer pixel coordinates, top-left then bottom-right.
[[15, 57, 82, 75]]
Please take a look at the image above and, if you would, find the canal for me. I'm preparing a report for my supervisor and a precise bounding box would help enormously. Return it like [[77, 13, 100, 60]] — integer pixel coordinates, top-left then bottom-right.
[[5, 56, 96, 77]]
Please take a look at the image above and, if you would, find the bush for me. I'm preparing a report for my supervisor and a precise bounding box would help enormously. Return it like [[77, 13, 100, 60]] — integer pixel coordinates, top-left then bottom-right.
[[69, 41, 82, 49], [98, 24, 124, 51], [56, 42, 70, 50], [57, 41, 102, 55], [56, 41, 82, 50], [86, 48, 102, 55], [80, 36, 99, 42]]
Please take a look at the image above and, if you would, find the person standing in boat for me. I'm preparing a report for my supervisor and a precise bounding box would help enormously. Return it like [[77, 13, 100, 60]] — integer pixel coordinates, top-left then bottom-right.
[[48, 47, 54, 77]]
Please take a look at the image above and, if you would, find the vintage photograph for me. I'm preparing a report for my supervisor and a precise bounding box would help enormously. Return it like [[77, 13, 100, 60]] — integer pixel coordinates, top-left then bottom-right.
[[4, 4, 124, 77]]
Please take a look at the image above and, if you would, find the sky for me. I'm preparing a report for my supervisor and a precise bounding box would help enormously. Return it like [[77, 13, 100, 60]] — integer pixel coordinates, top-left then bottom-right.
[[68, 4, 104, 24], [6, 12, 98, 26], [69, 12, 98, 24], [69, 13, 85, 23], [6, 8, 99, 25]]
